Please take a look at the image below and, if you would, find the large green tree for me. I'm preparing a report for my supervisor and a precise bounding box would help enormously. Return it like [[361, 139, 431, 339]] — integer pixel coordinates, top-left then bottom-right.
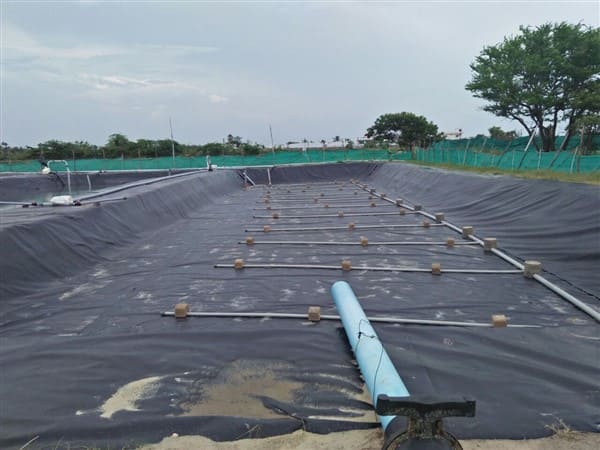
[[466, 22, 600, 152], [366, 112, 441, 149]]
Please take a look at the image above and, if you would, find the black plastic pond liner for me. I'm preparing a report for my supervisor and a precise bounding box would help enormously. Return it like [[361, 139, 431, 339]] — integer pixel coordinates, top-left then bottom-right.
[[364, 164, 600, 300], [0, 170, 186, 203], [0, 163, 598, 450]]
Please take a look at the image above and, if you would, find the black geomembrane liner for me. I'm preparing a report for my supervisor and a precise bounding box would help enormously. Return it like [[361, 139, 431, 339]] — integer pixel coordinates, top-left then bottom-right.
[[0, 163, 598, 449]]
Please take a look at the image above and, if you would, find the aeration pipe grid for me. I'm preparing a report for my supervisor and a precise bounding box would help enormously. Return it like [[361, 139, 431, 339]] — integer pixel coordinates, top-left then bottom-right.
[[350, 181, 600, 323]]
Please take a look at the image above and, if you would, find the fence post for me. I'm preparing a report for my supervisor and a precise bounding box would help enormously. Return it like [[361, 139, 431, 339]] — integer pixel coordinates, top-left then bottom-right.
[[478, 137, 487, 167], [517, 131, 537, 170], [570, 148, 579, 173], [462, 139, 471, 165]]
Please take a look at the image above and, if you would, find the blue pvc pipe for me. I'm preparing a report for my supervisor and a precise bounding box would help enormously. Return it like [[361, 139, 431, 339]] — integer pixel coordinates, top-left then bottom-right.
[[331, 280, 410, 430]]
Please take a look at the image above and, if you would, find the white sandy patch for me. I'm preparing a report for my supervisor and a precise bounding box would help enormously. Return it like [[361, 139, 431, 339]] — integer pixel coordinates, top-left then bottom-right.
[[139, 429, 600, 450], [179, 361, 302, 420], [100, 375, 162, 419]]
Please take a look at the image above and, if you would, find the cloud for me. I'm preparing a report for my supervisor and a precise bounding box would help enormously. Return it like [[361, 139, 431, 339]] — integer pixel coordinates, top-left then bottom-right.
[[208, 94, 228, 104], [2, 22, 126, 60], [77, 73, 176, 90], [144, 44, 219, 54], [1, 22, 219, 65]]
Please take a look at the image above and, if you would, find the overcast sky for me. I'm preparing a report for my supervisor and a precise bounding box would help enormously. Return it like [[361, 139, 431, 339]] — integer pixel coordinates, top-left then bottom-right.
[[1, 1, 598, 147]]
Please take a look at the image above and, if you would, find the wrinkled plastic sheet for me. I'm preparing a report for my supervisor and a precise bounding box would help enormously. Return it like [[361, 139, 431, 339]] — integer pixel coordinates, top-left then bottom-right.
[[0, 163, 598, 449], [0, 170, 188, 203]]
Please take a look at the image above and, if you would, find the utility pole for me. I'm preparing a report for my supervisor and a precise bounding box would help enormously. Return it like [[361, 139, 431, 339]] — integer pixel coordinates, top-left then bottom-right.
[[269, 124, 275, 157], [169, 117, 175, 166]]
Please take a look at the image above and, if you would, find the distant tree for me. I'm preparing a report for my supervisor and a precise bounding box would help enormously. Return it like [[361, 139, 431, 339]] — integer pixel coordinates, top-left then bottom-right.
[[156, 139, 179, 157], [241, 143, 261, 156], [488, 126, 518, 140], [104, 133, 134, 158], [1, 141, 8, 161], [366, 112, 441, 149], [37, 140, 72, 160], [136, 139, 156, 158], [202, 143, 226, 156], [226, 134, 242, 147], [466, 22, 600, 151]]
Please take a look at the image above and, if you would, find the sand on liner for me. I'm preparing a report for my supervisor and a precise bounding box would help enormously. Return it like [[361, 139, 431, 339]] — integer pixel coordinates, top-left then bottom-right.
[[141, 428, 600, 450], [100, 376, 161, 419]]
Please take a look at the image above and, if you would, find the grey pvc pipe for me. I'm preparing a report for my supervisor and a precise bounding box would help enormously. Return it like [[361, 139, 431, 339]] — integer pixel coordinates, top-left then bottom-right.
[[214, 263, 522, 274], [253, 212, 429, 219], [239, 240, 479, 246], [245, 223, 430, 232], [84, 196, 128, 205], [0, 201, 35, 206], [256, 198, 366, 205], [262, 195, 368, 202], [533, 274, 600, 322], [354, 184, 417, 210], [254, 204, 392, 210], [77, 170, 204, 201], [161, 311, 540, 328]]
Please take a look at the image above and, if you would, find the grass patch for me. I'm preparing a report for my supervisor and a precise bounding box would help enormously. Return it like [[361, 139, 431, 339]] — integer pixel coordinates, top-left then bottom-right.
[[400, 160, 600, 185]]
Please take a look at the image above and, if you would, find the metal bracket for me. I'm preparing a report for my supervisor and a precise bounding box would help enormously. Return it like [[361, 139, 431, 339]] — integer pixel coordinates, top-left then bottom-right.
[[376, 395, 476, 450]]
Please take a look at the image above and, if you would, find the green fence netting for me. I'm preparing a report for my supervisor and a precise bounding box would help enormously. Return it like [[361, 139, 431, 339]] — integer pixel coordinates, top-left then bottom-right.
[[0, 149, 412, 173], [1, 140, 598, 173], [414, 148, 600, 172]]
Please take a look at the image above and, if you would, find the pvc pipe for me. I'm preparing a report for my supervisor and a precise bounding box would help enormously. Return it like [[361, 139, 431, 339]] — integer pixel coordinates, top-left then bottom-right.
[[244, 223, 434, 233], [266, 181, 350, 187], [253, 212, 431, 219], [256, 198, 371, 205], [83, 196, 128, 205], [47, 160, 71, 195], [254, 204, 392, 210], [331, 281, 409, 429], [266, 188, 359, 193], [533, 274, 600, 322], [269, 186, 353, 191], [355, 185, 416, 210], [262, 195, 368, 201], [0, 201, 36, 206], [214, 263, 522, 274], [268, 190, 355, 195], [257, 196, 366, 202], [490, 248, 524, 270], [76, 170, 203, 201], [239, 240, 479, 246], [161, 310, 540, 328]]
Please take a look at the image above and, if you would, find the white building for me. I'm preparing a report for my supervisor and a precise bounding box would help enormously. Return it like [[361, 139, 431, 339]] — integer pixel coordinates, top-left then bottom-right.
[[443, 129, 463, 140]]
